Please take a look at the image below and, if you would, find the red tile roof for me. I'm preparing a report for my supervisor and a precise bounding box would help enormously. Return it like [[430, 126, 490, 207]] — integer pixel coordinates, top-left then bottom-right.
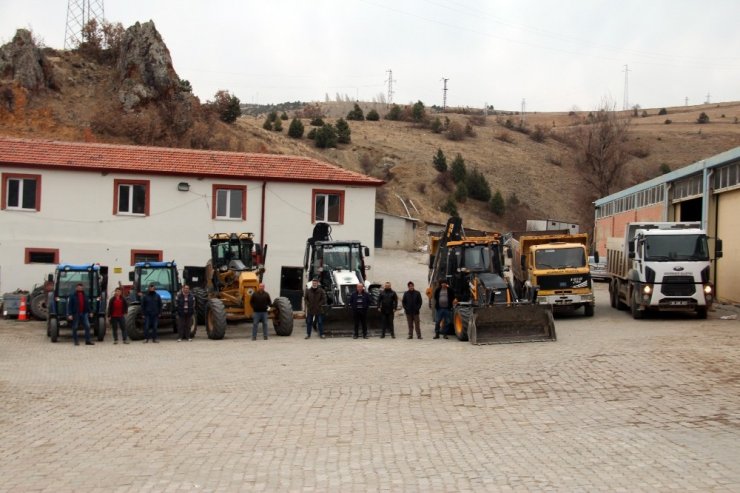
[[0, 137, 384, 187]]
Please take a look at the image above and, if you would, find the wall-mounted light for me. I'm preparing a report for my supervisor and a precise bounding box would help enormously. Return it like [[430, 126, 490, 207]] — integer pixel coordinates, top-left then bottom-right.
[[177, 182, 190, 192]]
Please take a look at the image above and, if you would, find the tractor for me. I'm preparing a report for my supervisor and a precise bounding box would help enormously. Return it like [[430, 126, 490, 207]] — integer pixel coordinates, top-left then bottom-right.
[[46, 264, 107, 343], [124, 261, 194, 340], [427, 217, 556, 344], [185, 233, 293, 340]]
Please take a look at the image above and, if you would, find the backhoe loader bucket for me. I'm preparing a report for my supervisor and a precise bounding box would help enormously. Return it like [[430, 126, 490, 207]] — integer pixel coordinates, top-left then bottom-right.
[[468, 303, 556, 344]]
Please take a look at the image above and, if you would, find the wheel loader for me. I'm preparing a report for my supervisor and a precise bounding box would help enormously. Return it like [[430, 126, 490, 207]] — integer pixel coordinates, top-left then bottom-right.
[[184, 233, 293, 340], [427, 217, 556, 344]]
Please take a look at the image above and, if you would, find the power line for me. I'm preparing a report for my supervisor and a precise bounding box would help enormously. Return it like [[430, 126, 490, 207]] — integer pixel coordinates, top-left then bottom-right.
[[385, 69, 396, 107], [441, 77, 449, 110], [64, 0, 105, 50]]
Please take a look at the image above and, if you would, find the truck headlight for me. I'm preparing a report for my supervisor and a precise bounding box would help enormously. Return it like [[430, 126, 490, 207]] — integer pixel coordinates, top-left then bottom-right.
[[642, 285, 652, 295], [703, 285, 712, 295]]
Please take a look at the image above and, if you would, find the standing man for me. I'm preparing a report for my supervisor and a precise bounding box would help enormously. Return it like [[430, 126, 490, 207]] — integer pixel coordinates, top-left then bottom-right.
[[107, 286, 129, 344], [176, 284, 196, 342], [378, 281, 398, 339], [249, 283, 272, 341], [304, 278, 327, 339], [433, 280, 456, 339], [141, 282, 162, 343], [349, 283, 370, 339], [402, 281, 423, 339], [67, 282, 93, 346]]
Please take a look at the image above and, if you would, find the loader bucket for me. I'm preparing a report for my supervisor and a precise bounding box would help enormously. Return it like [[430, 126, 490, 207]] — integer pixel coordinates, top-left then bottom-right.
[[468, 303, 556, 344]]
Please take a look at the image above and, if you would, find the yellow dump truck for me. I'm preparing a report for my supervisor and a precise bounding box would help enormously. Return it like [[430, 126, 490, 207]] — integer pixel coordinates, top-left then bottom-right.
[[506, 232, 594, 317]]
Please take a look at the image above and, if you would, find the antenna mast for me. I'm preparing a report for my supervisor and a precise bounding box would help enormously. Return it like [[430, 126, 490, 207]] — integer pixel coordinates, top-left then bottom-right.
[[65, 0, 105, 50]]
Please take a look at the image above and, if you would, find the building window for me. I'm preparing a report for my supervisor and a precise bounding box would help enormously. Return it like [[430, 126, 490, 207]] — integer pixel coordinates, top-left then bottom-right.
[[2, 173, 41, 211], [130, 249, 163, 265], [312, 189, 345, 224], [25, 248, 59, 264], [212, 185, 246, 220], [114, 179, 150, 216]]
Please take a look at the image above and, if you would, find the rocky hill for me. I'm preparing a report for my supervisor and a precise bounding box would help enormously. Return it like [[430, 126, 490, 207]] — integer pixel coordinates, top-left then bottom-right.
[[2, 22, 739, 237]]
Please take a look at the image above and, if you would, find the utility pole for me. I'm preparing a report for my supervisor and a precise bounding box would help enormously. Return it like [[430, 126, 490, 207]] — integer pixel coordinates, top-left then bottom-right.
[[64, 0, 105, 50], [685, 96, 689, 107], [705, 92, 711, 104], [440, 77, 449, 111], [520, 98, 526, 125], [622, 64, 630, 111], [385, 69, 395, 108]]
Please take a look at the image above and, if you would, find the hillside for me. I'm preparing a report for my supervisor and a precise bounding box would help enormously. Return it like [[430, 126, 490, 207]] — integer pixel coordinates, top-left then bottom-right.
[[2, 26, 739, 237]]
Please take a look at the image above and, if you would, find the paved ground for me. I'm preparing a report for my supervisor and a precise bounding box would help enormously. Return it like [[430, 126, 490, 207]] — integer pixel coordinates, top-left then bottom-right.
[[1, 250, 739, 492]]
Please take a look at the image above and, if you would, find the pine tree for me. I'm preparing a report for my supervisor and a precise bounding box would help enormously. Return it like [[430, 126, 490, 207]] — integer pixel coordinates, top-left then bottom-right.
[[433, 149, 447, 172], [288, 118, 304, 138], [451, 153, 467, 183], [335, 118, 351, 144]]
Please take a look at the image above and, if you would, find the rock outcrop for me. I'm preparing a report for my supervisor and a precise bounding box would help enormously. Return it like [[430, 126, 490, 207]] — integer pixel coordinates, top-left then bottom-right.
[[0, 29, 57, 91]]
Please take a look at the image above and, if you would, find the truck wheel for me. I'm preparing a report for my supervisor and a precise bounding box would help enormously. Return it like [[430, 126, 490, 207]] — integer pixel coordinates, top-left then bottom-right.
[[125, 305, 145, 340], [453, 305, 471, 342], [30, 290, 48, 320], [205, 298, 227, 340], [615, 281, 628, 311], [49, 318, 59, 342], [584, 304, 594, 317], [95, 316, 106, 341], [630, 291, 644, 320], [696, 307, 708, 319], [271, 297, 294, 336], [609, 282, 617, 309], [193, 287, 208, 324]]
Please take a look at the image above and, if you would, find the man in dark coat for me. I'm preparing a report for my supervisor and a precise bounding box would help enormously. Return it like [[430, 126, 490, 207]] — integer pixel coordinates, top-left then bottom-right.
[[176, 284, 196, 342], [141, 282, 162, 343], [304, 278, 327, 339], [349, 283, 370, 339], [402, 281, 423, 339], [377, 281, 398, 339], [67, 282, 93, 346], [433, 280, 456, 339], [249, 283, 272, 341]]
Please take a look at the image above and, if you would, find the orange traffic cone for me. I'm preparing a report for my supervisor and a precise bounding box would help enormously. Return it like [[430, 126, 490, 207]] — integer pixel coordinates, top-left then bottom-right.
[[18, 295, 28, 321]]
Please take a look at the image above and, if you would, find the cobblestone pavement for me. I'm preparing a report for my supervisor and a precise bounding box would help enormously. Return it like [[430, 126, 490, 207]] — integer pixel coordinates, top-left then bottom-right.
[[1, 251, 739, 492]]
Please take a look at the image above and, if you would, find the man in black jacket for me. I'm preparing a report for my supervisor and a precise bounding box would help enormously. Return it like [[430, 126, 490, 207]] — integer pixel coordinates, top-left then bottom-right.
[[249, 283, 272, 341], [402, 281, 423, 339], [377, 282, 398, 339], [349, 283, 370, 339], [176, 284, 196, 342], [141, 283, 162, 343]]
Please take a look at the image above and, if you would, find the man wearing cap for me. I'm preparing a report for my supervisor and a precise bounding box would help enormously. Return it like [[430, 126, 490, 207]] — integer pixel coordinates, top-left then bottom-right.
[[304, 277, 327, 339], [141, 282, 162, 343], [432, 280, 455, 339]]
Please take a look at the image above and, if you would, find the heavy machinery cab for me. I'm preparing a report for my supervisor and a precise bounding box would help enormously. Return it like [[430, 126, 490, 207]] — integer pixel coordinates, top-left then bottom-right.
[[47, 264, 107, 342], [435, 239, 509, 305], [211, 233, 262, 271]]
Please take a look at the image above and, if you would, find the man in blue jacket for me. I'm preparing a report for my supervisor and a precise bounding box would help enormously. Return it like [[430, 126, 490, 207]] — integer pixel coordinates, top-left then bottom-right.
[[349, 283, 371, 339], [141, 282, 162, 343], [67, 282, 93, 346]]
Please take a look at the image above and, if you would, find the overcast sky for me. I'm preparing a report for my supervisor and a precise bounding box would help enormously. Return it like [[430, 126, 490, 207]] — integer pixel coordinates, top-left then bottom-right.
[[1, 0, 739, 112]]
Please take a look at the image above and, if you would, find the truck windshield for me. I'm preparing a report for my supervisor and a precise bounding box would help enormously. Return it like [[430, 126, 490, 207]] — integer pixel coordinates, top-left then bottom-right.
[[644, 234, 709, 261], [139, 267, 175, 292], [57, 271, 98, 297], [535, 247, 586, 269], [214, 241, 254, 269], [461, 245, 491, 271], [322, 244, 362, 273]]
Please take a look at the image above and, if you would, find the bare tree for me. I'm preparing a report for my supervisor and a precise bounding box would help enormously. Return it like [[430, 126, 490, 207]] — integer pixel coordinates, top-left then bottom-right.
[[571, 98, 632, 198]]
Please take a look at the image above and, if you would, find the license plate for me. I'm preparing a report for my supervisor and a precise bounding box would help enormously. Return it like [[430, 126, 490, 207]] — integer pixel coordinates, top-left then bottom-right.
[[669, 300, 688, 305]]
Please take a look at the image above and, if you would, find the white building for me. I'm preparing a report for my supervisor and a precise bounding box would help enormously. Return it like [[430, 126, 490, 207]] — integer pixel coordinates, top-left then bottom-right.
[[0, 137, 383, 295], [374, 211, 418, 249]]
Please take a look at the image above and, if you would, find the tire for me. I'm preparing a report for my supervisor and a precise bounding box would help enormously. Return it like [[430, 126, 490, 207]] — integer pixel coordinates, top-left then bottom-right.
[[453, 305, 471, 342], [188, 314, 198, 339], [696, 307, 708, 319], [95, 316, 106, 341], [193, 287, 208, 325], [584, 304, 594, 317], [205, 298, 227, 340], [125, 305, 145, 340], [49, 318, 59, 343], [30, 290, 48, 320], [271, 297, 294, 336], [630, 290, 644, 320], [615, 280, 628, 311], [368, 286, 381, 308], [609, 282, 617, 309]]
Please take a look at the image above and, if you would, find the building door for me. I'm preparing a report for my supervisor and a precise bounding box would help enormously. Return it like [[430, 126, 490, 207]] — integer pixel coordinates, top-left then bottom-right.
[[280, 266, 304, 311], [374, 219, 383, 248], [715, 190, 740, 303]]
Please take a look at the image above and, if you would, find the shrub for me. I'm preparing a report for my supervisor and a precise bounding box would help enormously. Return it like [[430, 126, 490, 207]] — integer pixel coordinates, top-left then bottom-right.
[[529, 125, 547, 143], [280, 111, 289, 120], [547, 155, 562, 166], [273, 118, 283, 132], [359, 154, 374, 174], [268, 111, 278, 122], [412, 100, 426, 124], [433, 148, 447, 172], [346, 103, 365, 121], [430, 117, 443, 133], [262, 118, 272, 131], [641, 110, 648, 117], [489, 190, 505, 216], [664, 119, 672, 124], [454, 182, 468, 203], [697, 112, 710, 124], [659, 163, 671, 174], [465, 169, 491, 202], [495, 131, 513, 144], [306, 128, 317, 140], [629, 146, 650, 159], [658, 108, 667, 115], [440, 197, 459, 217], [417, 183, 426, 194], [314, 124, 337, 148], [451, 154, 466, 183], [288, 118, 304, 138], [335, 118, 351, 144], [434, 171, 454, 192], [366, 109, 380, 121], [212, 90, 241, 124], [385, 104, 402, 121], [468, 115, 486, 126], [310, 117, 325, 127], [464, 123, 476, 137], [507, 192, 520, 207], [446, 121, 465, 141]]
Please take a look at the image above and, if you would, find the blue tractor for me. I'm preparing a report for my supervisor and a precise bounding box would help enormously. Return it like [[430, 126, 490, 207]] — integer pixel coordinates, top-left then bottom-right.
[[124, 261, 193, 340], [46, 264, 107, 343]]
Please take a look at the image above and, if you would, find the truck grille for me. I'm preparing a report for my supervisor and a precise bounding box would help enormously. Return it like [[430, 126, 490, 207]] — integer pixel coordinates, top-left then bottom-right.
[[537, 274, 591, 291], [660, 276, 696, 296]]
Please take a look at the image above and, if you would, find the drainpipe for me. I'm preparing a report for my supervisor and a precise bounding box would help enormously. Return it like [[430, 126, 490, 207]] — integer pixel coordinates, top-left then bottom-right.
[[701, 161, 712, 231], [260, 181, 267, 252]]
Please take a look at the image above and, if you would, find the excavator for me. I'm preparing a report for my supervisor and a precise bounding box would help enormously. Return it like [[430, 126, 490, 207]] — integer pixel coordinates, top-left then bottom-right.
[[427, 217, 556, 344]]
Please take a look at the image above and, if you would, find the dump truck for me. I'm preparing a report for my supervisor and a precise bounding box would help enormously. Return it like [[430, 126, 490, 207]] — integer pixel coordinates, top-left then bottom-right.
[[185, 233, 293, 339], [506, 231, 594, 316], [607, 222, 718, 319], [46, 263, 107, 343], [427, 217, 556, 344], [297, 222, 381, 336]]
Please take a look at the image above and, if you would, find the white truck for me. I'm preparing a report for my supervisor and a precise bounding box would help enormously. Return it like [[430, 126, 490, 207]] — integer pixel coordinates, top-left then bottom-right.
[[607, 222, 718, 319]]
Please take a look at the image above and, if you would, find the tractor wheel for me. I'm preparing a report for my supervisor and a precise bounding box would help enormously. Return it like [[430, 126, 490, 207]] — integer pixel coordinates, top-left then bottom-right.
[[30, 289, 48, 320], [368, 286, 381, 308], [95, 316, 106, 341], [584, 304, 594, 317], [271, 297, 294, 337], [49, 318, 59, 343], [188, 314, 198, 339], [193, 287, 208, 325], [630, 290, 644, 320], [205, 298, 227, 340], [696, 307, 708, 319], [453, 305, 471, 342], [125, 305, 145, 340]]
